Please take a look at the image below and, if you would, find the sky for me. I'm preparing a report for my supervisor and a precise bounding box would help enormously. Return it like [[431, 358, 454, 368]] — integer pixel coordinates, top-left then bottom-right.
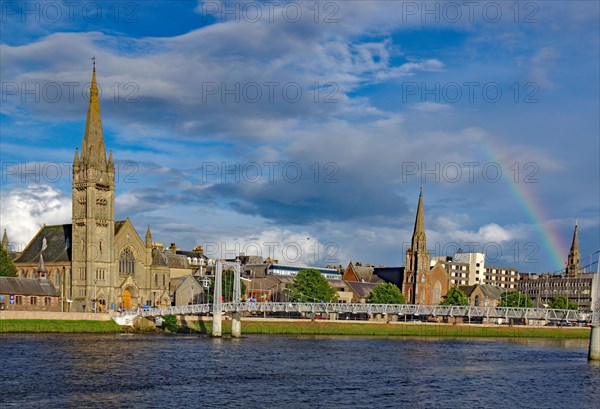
[[0, 0, 598, 273]]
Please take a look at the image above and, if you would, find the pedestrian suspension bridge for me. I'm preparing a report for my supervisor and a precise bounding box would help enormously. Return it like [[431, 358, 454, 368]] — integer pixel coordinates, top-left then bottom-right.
[[115, 260, 597, 345]]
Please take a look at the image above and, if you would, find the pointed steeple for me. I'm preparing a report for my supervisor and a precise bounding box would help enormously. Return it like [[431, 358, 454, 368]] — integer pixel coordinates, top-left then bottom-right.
[[37, 253, 47, 278], [145, 225, 152, 247], [73, 148, 80, 165], [411, 187, 426, 251], [566, 218, 581, 276], [81, 58, 107, 168], [2, 229, 8, 250], [107, 149, 114, 172]]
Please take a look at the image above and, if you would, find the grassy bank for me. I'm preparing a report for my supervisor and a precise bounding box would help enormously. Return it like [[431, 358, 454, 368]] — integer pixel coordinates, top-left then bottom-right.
[[183, 320, 591, 339], [0, 319, 122, 333]]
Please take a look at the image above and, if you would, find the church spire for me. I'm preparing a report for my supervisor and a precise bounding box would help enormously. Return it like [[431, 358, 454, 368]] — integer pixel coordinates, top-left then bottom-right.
[[145, 225, 152, 248], [81, 58, 107, 168], [566, 218, 581, 276], [411, 187, 426, 251], [37, 253, 47, 278]]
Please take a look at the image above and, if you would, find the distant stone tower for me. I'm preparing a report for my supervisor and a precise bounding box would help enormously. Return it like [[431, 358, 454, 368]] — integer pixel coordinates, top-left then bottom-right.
[[566, 219, 581, 276], [71, 62, 116, 312], [403, 188, 430, 304], [2, 229, 8, 250]]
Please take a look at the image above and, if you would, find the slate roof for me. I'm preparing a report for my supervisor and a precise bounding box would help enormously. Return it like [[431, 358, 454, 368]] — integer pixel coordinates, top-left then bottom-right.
[[163, 253, 189, 269], [459, 284, 503, 300], [373, 267, 404, 287], [0, 277, 59, 296], [15, 224, 72, 263], [351, 265, 384, 283], [17, 221, 129, 265], [114, 220, 127, 235], [345, 281, 380, 298]]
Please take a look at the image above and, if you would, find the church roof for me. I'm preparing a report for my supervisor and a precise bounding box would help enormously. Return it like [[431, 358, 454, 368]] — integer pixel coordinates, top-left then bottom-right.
[[114, 220, 127, 235], [345, 281, 379, 298], [15, 224, 72, 263], [351, 265, 383, 283], [459, 284, 503, 300], [0, 277, 59, 296]]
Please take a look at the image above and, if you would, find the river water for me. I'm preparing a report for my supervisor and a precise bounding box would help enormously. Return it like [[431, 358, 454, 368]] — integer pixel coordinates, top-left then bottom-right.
[[0, 334, 598, 408]]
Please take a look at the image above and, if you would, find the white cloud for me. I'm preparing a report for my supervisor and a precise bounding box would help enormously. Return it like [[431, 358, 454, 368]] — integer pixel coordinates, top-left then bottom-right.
[[0, 184, 71, 251]]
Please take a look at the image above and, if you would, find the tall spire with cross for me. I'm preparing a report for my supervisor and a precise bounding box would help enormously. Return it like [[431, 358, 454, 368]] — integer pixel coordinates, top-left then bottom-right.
[[566, 218, 581, 276], [81, 57, 107, 169], [403, 188, 431, 304], [71, 61, 115, 312]]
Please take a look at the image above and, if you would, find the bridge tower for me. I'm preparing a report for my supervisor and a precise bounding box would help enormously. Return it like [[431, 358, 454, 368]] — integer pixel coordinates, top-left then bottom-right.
[[589, 252, 600, 361], [212, 260, 242, 337]]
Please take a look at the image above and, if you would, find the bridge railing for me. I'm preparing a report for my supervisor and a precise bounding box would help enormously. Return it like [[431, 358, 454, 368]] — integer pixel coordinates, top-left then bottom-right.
[[132, 302, 592, 322]]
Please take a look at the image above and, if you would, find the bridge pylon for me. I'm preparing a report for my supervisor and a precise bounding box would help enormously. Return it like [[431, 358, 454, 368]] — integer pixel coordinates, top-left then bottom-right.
[[212, 259, 242, 337], [212, 260, 223, 337], [589, 253, 600, 361]]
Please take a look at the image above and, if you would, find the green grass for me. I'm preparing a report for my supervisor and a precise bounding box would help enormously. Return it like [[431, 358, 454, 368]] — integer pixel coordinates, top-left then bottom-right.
[[0, 319, 122, 333], [188, 320, 591, 339]]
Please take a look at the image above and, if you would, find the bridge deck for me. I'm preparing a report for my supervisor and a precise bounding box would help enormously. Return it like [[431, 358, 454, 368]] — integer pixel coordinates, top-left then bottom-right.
[[129, 302, 591, 322]]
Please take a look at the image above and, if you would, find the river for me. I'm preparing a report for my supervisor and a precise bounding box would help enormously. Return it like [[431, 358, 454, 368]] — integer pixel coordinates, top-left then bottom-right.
[[0, 334, 598, 408]]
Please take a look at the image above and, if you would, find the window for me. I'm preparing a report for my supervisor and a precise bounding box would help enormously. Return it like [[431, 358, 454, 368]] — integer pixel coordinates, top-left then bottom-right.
[[433, 281, 442, 304], [162, 275, 166, 287], [95, 269, 105, 280], [119, 248, 135, 275], [15, 296, 23, 305], [474, 295, 480, 306], [154, 273, 159, 287], [30, 296, 37, 305], [44, 297, 52, 306], [79, 268, 86, 280]]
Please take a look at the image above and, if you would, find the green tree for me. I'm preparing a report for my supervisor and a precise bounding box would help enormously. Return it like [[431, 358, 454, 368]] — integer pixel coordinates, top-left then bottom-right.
[[0, 245, 16, 277], [208, 270, 247, 302], [440, 287, 469, 306], [367, 283, 405, 304], [287, 269, 338, 302], [499, 291, 533, 308], [548, 296, 578, 310]]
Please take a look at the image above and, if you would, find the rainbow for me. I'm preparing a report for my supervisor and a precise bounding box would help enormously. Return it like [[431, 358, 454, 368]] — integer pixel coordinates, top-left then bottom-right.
[[478, 138, 567, 272]]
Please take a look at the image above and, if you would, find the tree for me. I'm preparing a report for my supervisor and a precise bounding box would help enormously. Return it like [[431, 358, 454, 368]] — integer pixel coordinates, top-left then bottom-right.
[[548, 296, 578, 310], [287, 269, 338, 302], [440, 287, 469, 306], [0, 246, 16, 277], [208, 270, 247, 302], [499, 291, 533, 308], [367, 283, 405, 304]]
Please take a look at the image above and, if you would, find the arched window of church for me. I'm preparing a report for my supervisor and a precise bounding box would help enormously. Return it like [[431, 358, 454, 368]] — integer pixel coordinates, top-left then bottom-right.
[[162, 274, 166, 287], [18, 269, 24, 278], [433, 281, 442, 304], [474, 295, 480, 306], [119, 247, 135, 276], [53, 269, 60, 286], [154, 273, 159, 287]]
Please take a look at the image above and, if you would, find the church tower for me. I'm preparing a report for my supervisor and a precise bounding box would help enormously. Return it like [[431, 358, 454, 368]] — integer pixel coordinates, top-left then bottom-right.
[[403, 188, 430, 304], [71, 61, 115, 312], [566, 219, 581, 276]]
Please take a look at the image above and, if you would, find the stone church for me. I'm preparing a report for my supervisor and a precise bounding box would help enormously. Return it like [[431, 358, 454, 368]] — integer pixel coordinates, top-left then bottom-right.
[[11, 66, 205, 312], [402, 189, 449, 305]]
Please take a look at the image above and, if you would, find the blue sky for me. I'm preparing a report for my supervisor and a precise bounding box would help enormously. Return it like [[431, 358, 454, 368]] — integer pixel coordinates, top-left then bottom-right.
[[1, 0, 598, 273]]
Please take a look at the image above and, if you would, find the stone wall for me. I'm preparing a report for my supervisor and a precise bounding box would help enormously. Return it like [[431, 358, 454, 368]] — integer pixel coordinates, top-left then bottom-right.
[[0, 310, 112, 321]]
